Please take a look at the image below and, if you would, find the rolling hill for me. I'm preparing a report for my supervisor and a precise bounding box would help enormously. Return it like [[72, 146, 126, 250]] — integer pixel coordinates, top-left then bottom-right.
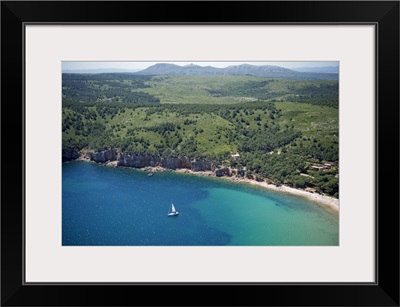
[[134, 63, 338, 80]]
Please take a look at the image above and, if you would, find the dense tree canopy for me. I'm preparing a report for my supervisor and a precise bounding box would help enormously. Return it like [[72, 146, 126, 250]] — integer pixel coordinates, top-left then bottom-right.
[[62, 74, 339, 197]]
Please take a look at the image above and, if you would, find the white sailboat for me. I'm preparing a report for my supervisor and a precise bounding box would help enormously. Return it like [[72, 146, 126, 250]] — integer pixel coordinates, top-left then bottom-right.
[[168, 202, 179, 216]]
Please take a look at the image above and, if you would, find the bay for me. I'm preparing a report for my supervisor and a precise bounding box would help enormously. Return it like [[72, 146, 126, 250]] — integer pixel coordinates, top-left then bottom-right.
[[62, 161, 339, 246]]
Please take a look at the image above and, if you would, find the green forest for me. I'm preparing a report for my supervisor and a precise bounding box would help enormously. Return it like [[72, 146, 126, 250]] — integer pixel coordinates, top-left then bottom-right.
[[62, 73, 339, 198]]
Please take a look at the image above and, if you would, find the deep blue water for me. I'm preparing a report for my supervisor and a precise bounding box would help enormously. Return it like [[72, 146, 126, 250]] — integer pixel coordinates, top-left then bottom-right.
[[62, 161, 339, 246]]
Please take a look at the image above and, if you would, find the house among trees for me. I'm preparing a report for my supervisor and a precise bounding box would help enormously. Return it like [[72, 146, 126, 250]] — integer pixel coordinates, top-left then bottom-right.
[[232, 153, 240, 160], [310, 165, 324, 171]]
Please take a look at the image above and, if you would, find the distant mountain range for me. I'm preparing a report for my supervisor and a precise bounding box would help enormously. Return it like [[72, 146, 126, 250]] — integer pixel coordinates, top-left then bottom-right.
[[133, 63, 338, 80], [62, 64, 339, 80], [292, 66, 339, 74]]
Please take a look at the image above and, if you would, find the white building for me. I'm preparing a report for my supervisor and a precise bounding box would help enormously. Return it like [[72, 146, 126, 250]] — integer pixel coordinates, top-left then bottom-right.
[[232, 153, 240, 160]]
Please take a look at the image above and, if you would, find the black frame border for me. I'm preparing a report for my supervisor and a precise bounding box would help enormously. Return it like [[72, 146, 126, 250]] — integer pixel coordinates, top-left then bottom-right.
[[1, 1, 399, 306]]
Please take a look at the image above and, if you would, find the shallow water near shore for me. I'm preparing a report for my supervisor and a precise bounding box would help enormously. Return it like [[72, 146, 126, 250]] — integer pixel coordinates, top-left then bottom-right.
[[62, 161, 339, 246]]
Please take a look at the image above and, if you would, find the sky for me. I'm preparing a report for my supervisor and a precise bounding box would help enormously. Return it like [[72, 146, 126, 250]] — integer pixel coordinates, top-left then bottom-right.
[[62, 61, 339, 72]]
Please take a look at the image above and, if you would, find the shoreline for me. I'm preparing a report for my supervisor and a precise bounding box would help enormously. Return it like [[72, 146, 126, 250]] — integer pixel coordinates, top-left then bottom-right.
[[77, 158, 339, 213], [173, 168, 339, 213]]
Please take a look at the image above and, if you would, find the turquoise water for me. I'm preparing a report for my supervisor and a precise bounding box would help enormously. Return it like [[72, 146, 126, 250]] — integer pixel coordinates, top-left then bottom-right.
[[62, 161, 339, 246]]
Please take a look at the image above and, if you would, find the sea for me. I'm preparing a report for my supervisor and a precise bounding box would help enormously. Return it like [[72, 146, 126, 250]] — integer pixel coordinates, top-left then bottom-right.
[[62, 161, 339, 246]]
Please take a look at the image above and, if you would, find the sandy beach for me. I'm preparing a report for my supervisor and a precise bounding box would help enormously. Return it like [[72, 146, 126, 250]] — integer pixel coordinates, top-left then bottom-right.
[[230, 177, 339, 212], [76, 155, 339, 212], [80, 158, 339, 213], [139, 166, 339, 213]]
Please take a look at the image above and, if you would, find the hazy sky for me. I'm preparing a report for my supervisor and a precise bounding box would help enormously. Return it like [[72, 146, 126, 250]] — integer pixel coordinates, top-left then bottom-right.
[[62, 61, 338, 72]]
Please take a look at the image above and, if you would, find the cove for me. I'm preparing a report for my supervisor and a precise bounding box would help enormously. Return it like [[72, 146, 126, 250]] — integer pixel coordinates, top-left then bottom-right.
[[62, 161, 339, 246]]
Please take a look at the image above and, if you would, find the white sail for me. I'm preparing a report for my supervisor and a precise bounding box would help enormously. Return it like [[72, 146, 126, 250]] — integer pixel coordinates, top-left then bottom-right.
[[168, 202, 179, 216]]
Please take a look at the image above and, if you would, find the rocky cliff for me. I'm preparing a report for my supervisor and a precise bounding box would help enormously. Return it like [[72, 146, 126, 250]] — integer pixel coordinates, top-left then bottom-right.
[[215, 167, 231, 177], [89, 149, 118, 163], [62, 148, 80, 162], [63, 148, 253, 178], [191, 160, 213, 172], [162, 157, 192, 169], [83, 149, 212, 172], [118, 153, 160, 168]]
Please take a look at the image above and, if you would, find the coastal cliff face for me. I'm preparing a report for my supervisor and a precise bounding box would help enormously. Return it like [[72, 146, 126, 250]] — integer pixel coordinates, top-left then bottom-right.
[[62, 149, 80, 162], [162, 157, 192, 169], [89, 149, 118, 163], [64, 149, 252, 179], [118, 153, 161, 168], [215, 167, 231, 177], [191, 160, 212, 172], [82, 149, 213, 172], [117, 154, 195, 169]]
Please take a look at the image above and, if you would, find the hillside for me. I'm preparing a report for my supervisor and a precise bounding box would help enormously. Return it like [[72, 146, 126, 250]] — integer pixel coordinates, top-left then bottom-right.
[[62, 74, 338, 107], [134, 63, 338, 80], [62, 74, 339, 197]]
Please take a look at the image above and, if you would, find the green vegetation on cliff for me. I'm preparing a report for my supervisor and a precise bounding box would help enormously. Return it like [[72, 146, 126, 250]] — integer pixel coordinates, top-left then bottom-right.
[[62, 74, 339, 197]]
